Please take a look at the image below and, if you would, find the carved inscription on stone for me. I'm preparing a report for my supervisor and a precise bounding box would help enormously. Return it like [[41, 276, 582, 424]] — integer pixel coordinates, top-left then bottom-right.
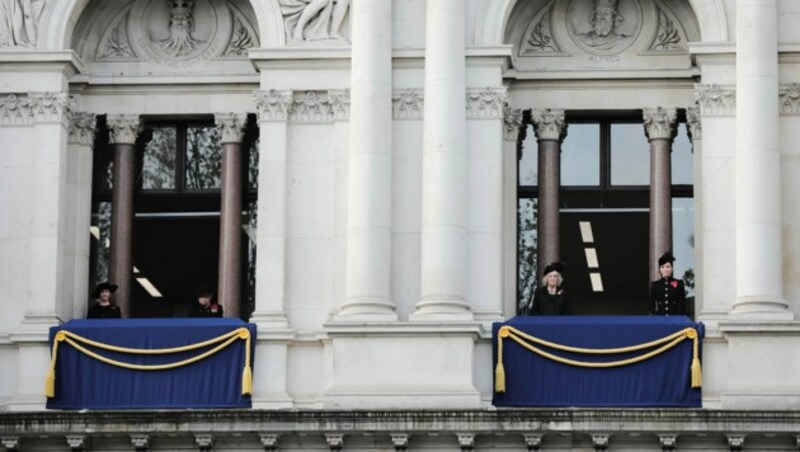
[[567, 0, 641, 55], [0, 0, 46, 48], [279, 0, 350, 44]]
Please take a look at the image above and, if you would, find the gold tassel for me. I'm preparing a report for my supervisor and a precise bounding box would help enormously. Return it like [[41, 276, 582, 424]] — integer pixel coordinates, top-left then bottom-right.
[[241, 365, 253, 395], [495, 361, 506, 393], [44, 368, 56, 398], [691, 357, 702, 388]]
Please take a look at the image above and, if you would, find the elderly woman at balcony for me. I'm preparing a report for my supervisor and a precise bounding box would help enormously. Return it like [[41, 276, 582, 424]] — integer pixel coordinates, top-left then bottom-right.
[[531, 262, 571, 315]]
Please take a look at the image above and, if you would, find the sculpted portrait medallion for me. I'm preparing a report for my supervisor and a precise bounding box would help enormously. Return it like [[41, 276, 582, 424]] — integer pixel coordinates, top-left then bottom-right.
[[566, 0, 642, 55]]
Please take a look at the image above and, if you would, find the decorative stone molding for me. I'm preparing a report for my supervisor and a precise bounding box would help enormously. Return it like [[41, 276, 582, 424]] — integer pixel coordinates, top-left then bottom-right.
[[259, 433, 279, 452], [69, 112, 98, 146], [195, 433, 214, 451], [466, 88, 509, 119], [222, 5, 259, 57], [327, 89, 350, 120], [0, 0, 45, 48], [280, 0, 350, 44], [98, 8, 137, 60], [591, 434, 609, 451], [530, 108, 566, 141], [457, 433, 475, 451], [658, 434, 677, 451], [727, 434, 745, 452], [215, 112, 247, 143], [649, 5, 686, 51], [130, 434, 150, 451], [107, 114, 143, 145], [392, 89, 424, 119], [1, 436, 20, 451], [324, 433, 344, 452], [520, 2, 559, 54], [642, 107, 677, 141], [390, 433, 409, 451], [686, 106, 701, 143], [66, 434, 87, 452], [0, 92, 72, 126], [779, 83, 800, 115], [290, 91, 333, 122], [523, 433, 542, 451], [504, 107, 523, 141], [694, 84, 736, 117], [254, 90, 293, 122]]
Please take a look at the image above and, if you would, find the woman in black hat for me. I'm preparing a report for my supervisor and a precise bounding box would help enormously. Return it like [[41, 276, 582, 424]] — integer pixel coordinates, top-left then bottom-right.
[[190, 286, 223, 318], [649, 252, 686, 316], [531, 262, 571, 315], [87, 282, 122, 319]]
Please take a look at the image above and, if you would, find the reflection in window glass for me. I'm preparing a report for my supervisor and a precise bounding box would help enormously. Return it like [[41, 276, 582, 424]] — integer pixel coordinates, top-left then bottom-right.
[[248, 137, 259, 190], [185, 126, 222, 190], [89, 202, 112, 294], [518, 198, 538, 314], [672, 197, 695, 301], [672, 123, 694, 185], [611, 123, 650, 185], [142, 126, 177, 189], [518, 124, 538, 186], [243, 201, 258, 319], [562, 123, 600, 186]]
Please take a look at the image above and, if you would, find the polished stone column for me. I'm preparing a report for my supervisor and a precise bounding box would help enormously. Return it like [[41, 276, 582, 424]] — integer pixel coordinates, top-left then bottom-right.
[[412, 0, 470, 320], [336, 0, 397, 320], [215, 113, 247, 319], [107, 114, 141, 318], [530, 109, 566, 273], [643, 107, 677, 281], [732, 0, 790, 318]]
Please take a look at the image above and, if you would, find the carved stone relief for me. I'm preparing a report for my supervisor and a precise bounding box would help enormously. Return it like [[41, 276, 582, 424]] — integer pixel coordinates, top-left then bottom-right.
[[648, 3, 686, 52], [392, 89, 424, 120], [0, 92, 71, 125], [0, 0, 46, 48], [779, 83, 800, 115], [466, 88, 509, 119], [520, 1, 561, 55], [95, 0, 258, 65], [567, 0, 641, 55], [279, 0, 350, 45], [694, 84, 736, 117]]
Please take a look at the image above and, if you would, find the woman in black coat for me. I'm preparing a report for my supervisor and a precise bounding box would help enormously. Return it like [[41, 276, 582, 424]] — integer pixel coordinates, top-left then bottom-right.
[[649, 252, 686, 316], [532, 262, 571, 315]]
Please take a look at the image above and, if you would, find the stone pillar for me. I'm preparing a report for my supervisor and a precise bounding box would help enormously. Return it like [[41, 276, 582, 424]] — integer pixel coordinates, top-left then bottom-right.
[[412, 0, 471, 320], [250, 90, 294, 409], [107, 114, 141, 318], [215, 113, 247, 319], [643, 107, 677, 281], [67, 112, 97, 320], [732, 0, 790, 318], [530, 108, 566, 274], [336, 0, 396, 320], [503, 107, 523, 317]]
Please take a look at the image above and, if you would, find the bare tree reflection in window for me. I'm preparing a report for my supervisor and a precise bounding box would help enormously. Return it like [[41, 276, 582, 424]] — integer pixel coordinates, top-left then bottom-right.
[[142, 126, 177, 189], [91, 202, 113, 289], [186, 126, 222, 190], [518, 198, 538, 315], [243, 201, 257, 319], [248, 137, 259, 190]]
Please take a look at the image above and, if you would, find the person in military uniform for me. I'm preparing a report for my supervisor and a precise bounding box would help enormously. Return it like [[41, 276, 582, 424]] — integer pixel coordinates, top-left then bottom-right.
[[649, 252, 686, 316], [87, 282, 122, 319], [190, 286, 223, 318], [532, 262, 571, 315]]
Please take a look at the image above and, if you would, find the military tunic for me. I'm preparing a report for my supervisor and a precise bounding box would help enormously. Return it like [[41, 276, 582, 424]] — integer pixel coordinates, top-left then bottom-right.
[[87, 303, 122, 319], [649, 277, 686, 316], [191, 303, 224, 318]]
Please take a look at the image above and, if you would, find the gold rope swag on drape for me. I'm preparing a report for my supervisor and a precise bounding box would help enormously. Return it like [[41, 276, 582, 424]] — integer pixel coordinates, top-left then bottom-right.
[[494, 325, 701, 393], [45, 327, 253, 398]]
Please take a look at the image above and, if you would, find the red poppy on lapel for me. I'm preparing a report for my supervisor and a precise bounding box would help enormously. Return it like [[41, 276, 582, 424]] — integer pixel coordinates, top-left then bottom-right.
[[670, 280, 678, 288]]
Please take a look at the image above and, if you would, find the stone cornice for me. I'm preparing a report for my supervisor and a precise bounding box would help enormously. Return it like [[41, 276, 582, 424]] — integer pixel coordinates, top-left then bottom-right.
[[392, 89, 424, 119], [69, 112, 97, 146], [107, 114, 142, 145], [466, 87, 508, 119], [254, 89, 293, 122], [694, 84, 736, 117], [642, 107, 678, 141], [530, 108, 566, 142], [214, 112, 247, 143], [779, 83, 800, 115], [0, 92, 71, 126]]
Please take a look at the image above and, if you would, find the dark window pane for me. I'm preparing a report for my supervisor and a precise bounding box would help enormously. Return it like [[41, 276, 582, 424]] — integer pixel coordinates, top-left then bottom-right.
[[672, 197, 695, 300], [611, 123, 649, 186], [518, 198, 538, 314], [248, 137, 259, 190], [185, 126, 222, 190], [519, 124, 538, 186], [562, 123, 600, 186], [243, 200, 258, 319], [142, 126, 177, 190], [672, 122, 694, 185]]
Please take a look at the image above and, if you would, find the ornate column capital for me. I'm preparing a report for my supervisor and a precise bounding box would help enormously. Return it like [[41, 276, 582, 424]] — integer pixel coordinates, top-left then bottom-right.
[[466, 87, 509, 119], [194, 434, 214, 451], [107, 114, 142, 145], [504, 106, 523, 141], [214, 112, 248, 143], [69, 112, 98, 146], [324, 433, 344, 451], [259, 433, 280, 451], [694, 84, 736, 116], [327, 89, 351, 120], [254, 90, 293, 122], [130, 434, 150, 451], [530, 108, 566, 142], [642, 107, 677, 141], [686, 106, 701, 144], [1, 436, 20, 451], [658, 434, 677, 451], [390, 433, 409, 451], [727, 434, 745, 452], [0, 92, 71, 125], [291, 91, 333, 122], [457, 433, 475, 451], [779, 83, 800, 115], [591, 434, 609, 451], [66, 435, 87, 452], [392, 89, 424, 119], [523, 433, 542, 452]]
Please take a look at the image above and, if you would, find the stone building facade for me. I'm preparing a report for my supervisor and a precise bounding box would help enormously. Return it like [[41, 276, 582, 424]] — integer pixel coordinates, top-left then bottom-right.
[[2, 0, 800, 450]]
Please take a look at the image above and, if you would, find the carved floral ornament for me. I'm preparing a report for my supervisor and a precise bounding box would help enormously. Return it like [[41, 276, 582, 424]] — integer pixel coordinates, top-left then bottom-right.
[[0, 92, 72, 125], [779, 83, 800, 115], [214, 112, 247, 143], [694, 84, 736, 117], [530, 108, 566, 141], [642, 106, 677, 140]]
